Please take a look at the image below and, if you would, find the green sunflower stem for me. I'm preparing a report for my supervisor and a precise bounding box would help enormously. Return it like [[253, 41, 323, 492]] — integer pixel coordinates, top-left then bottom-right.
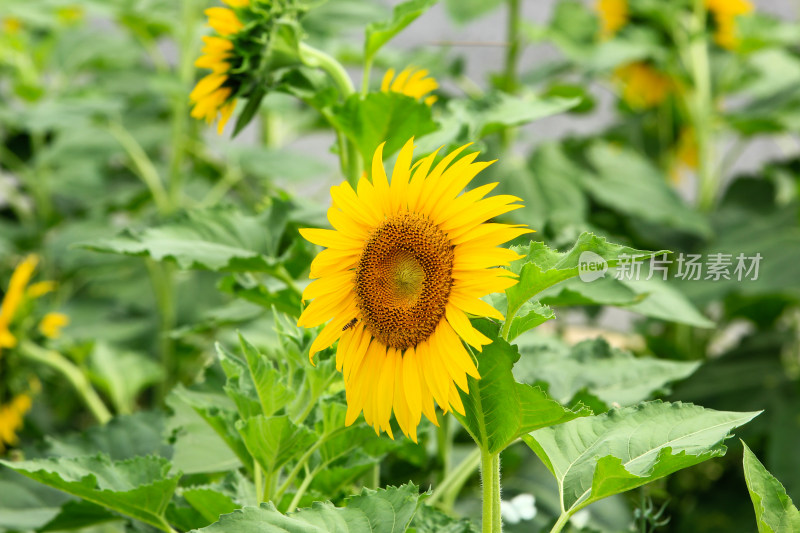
[[298, 42, 362, 186], [689, 0, 717, 211], [429, 447, 481, 511], [480, 447, 503, 533], [549, 513, 571, 533], [18, 340, 112, 425]]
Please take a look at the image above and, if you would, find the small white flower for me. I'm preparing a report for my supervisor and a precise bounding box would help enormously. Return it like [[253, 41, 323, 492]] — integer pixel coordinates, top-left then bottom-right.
[[500, 493, 537, 524], [570, 509, 591, 529]]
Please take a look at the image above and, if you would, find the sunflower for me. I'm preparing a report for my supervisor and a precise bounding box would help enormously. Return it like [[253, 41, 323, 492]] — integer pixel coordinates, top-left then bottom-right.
[[0, 393, 32, 452], [0, 255, 60, 357], [0, 255, 39, 355], [381, 67, 439, 106], [596, 0, 628, 39], [613, 62, 672, 109], [39, 313, 69, 339], [705, 0, 753, 50], [297, 139, 531, 441], [190, 0, 250, 134]]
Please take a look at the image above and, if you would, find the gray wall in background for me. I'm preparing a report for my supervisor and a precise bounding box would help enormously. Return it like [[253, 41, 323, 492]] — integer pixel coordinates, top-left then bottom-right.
[[281, 0, 798, 199]]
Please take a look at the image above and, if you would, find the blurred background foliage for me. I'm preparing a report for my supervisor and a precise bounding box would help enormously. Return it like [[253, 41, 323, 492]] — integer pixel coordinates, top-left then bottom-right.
[[0, 0, 799, 532]]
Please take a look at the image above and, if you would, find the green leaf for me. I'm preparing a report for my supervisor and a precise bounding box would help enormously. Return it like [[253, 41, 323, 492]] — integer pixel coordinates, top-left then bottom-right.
[[619, 278, 714, 328], [514, 338, 700, 409], [39, 500, 119, 532], [331, 92, 437, 164], [45, 411, 171, 461], [504, 300, 555, 341], [183, 488, 240, 525], [81, 204, 291, 272], [504, 232, 665, 340], [169, 386, 248, 474], [540, 276, 714, 328], [522, 401, 760, 514], [0, 470, 71, 532], [191, 484, 424, 533], [233, 85, 267, 137], [409, 503, 477, 532], [476, 93, 580, 137], [364, 0, 438, 61], [454, 322, 590, 454], [444, 0, 502, 24], [0, 455, 180, 532], [236, 334, 294, 418], [583, 143, 712, 238], [88, 342, 164, 414], [742, 441, 800, 533], [236, 415, 317, 477]]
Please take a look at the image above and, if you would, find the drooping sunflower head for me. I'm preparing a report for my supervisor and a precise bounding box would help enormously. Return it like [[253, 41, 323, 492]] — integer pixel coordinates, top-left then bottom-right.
[[381, 67, 439, 106], [190, 0, 254, 134], [705, 0, 753, 50], [298, 139, 532, 441], [613, 62, 672, 109], [596, 0, 628, 39]]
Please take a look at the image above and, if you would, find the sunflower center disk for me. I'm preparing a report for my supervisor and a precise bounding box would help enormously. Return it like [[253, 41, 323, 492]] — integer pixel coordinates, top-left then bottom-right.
[[354, 213, 455, 351]]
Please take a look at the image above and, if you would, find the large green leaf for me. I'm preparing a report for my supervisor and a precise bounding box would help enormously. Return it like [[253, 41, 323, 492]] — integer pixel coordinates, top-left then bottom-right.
[[331, 92, 437, 164], [191, 484, 423, 533], [443, 0, 502, 24], [0, 455, 180, 532], [216, 335, 295, 420], [539, 276, 714, 328], [236, 415, 316, 478], [743, 441, 800, 533], [522, 401, 759, 515], [514, 338, 700, 410], [503, 232, 665, 340], [88, 342, 164, 414], [364, 0, 438, 61], [0, 470, 72, 532], [582, 143, 712, 238], [454, 322, 590, 454], [476, 93, 580, 137], [45, 411, 171, 461], [81, 204, 291, 272], [169, 386, 249, 474]]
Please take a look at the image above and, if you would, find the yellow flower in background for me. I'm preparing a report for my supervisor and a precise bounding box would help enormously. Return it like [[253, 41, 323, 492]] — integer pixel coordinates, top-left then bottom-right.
[[596, 0, 628, 39], [39, 313, 69, 339], [381, 67, 439, 106], [190, 0, 250, 134], [613, 62, 672, 109], [0, 255, 39, 354], [0, 393, 32, 451], [0, 256, 63, 356], [670, 127, 699, 183], [706, 0, 753, 49], [1, 17, 22, 35], [298, 139, 530, 441], [56, 5, 84, 25]]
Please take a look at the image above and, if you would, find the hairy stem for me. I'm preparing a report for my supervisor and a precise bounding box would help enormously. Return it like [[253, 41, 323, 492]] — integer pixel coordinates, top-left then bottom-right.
[[480, 448, 502, 533]]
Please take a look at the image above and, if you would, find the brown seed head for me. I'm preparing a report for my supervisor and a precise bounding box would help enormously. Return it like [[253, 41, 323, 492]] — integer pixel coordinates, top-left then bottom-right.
[[354, 213, 454, 350]]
